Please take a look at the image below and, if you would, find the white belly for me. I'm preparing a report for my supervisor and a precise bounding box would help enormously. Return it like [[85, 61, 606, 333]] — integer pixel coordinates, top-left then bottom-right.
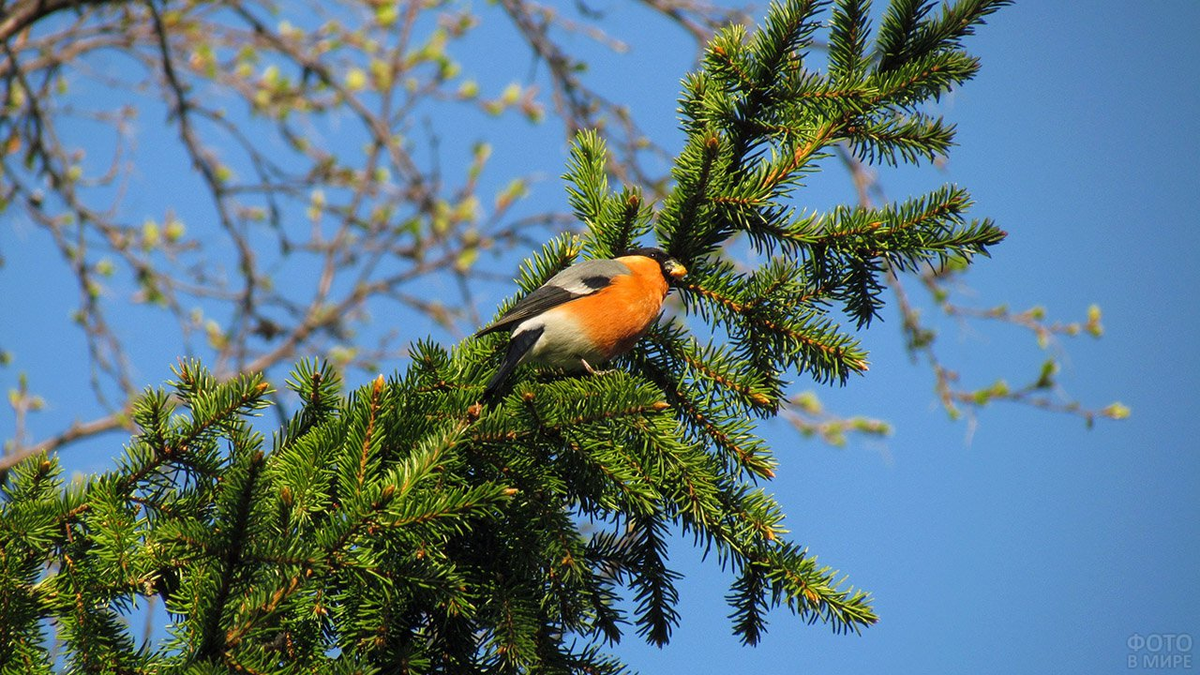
[[513, 308, 605, 371]]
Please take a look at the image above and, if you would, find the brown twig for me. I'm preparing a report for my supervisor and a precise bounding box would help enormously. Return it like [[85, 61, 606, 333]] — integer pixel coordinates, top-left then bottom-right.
[[1, 412, 129, 471], [0, 0, 108, 43]]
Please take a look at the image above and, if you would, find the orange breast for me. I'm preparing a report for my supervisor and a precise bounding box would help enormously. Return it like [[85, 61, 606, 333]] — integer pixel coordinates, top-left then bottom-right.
[[569, 256, 668, 360]]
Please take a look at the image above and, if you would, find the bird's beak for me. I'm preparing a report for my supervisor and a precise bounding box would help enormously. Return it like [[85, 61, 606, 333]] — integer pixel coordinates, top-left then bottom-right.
[[665, 259, 687, 281]]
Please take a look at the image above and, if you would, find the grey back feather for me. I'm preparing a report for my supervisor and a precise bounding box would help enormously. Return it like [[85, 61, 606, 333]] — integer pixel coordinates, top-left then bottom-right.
[[474, 258, 631, 337]]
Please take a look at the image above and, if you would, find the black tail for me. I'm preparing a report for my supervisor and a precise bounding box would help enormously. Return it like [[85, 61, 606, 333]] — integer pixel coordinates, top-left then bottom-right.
[[481, 327, 542, 404]]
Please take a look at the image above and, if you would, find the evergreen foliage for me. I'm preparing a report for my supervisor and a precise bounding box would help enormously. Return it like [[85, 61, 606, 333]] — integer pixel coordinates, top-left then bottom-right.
[[0, 1, 1009, 671]]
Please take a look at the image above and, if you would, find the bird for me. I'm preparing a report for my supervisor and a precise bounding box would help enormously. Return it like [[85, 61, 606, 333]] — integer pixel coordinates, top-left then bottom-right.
[[474, 246, 687, 402]]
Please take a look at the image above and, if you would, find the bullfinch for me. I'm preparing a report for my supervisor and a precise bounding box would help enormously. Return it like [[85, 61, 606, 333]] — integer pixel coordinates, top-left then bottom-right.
[[475, 247, 687, 402]]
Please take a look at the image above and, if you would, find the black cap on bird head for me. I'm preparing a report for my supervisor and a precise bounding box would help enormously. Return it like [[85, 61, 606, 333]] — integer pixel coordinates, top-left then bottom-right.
[[624, 246, 687, 282]]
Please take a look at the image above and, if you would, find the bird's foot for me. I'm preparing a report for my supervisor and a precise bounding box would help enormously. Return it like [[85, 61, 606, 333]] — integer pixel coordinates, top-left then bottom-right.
[[580, 359, 612, 376]]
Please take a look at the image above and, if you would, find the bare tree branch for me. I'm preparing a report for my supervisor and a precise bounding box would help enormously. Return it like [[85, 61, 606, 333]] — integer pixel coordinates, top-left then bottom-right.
[[0, 0, 110, 44], [0, 412, 129, 471]]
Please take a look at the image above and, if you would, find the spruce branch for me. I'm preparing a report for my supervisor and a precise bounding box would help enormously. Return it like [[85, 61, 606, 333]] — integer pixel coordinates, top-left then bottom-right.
[[876, 0, 1012, 73], [564, 129, 613, 232], [829, 0, 872, 86], [626, 513, 682, 646]]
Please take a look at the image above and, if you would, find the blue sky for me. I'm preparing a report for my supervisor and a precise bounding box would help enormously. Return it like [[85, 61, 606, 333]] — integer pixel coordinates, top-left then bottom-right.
[[603, 4, 1199, 673], [3, 1, 1198, 672]]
